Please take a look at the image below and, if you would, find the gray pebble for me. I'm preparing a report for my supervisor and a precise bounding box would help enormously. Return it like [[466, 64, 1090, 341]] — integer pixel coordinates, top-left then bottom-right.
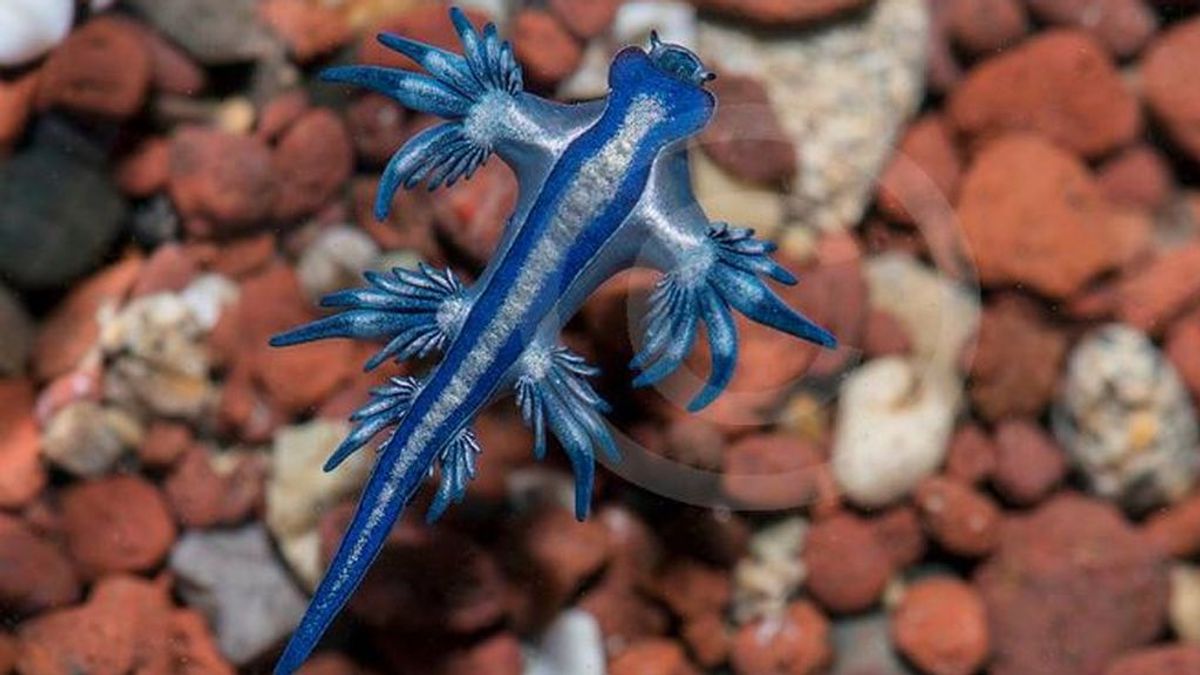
[[170, 524, 308, 666]]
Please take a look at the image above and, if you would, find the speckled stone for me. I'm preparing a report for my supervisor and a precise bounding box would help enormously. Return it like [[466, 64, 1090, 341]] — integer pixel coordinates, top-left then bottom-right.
[[1053, 324, 1199, 513], [698, 0, 928, 233]]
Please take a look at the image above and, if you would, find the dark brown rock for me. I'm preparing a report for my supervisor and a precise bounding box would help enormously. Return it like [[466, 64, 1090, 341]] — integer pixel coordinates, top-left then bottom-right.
[[991, 419, 1067, 506], [947, 0, 1028, 55], [722, 434, 825, 510], [1106, 644, 1200, 675], [37, 17, 152, 119], [320, 505, 507, 634], [1026, 0, 1157, 57], [0, 514, 78, 615], [272, 109, 354, 222], [169, 127, 277, 234], [689, 0, 872, 26], [944, 423, 997, 485], [967, 294, 1069, 421], [699, 73, 796, 186], [976, 494, 1170, 675]]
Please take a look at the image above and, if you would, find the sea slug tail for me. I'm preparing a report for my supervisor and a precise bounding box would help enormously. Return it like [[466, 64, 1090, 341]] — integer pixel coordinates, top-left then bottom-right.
[[273, 438, 430, 675]]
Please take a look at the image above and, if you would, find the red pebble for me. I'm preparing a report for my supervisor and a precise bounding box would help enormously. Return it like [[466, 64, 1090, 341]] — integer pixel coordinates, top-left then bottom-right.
[[259, 0, 351, 63], [0, 71, 40, 148], [1026, 0, 1157, 58], [967, 294, 1069, 422], [37, 16, 151, 119], [649, 559, 732, 621], [549, 0, 621, 39], [169, 127, 277, 234], [1097, 144, 1174, 213], [512, 10, 584, 87], [947, 0, 1028, 55], [722, 434, 825, 510], [1106, 644, 1200, 675], [803, 513, 893, 613], [272, 108, 355, 222], [915, 476, 1001, 557], [878, 114, 962, 227], [346, 93, 409, 167], [360, 6, 492, 70], [0, 380, 47, 508], [60, 475, 177, 579], [131, 242, 198, 297], [948, 31, 1141, 158], [870, 506, 927, 569], [256, 90, 310, 143], [32, 256, 142, 382], [943, 423, 997, 485], [891, 577, 989, 675], [730, 601, 832, 675], [977, 494, 1168, 675], [116, 136, 171, 199], [0, 513, 79, 615], [1143, 19, 1200, 164], [1114, 242, 1200, 335], [992, 419, 1066, 506], [611, 639, 700, 675]]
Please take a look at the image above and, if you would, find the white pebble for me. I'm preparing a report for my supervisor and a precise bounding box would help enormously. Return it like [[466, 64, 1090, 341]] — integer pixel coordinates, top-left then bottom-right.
[[0, 0, 74, 67], [832, 357, 957, 507]]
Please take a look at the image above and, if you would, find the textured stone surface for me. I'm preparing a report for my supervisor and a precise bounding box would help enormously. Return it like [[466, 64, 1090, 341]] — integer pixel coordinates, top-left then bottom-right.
[[957, 135, 1144, 298], [0, 138, 127, 289], [1054, 324, 1199, 512], [170, 524, 308, 665], [977, 495, 1169, 675], [699, 0, 928, 232], [948, 31, 1140, 158]]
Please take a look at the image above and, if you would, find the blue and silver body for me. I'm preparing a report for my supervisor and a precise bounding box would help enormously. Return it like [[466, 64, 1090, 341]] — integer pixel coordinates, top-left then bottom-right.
[[269, 10, 835, 673]]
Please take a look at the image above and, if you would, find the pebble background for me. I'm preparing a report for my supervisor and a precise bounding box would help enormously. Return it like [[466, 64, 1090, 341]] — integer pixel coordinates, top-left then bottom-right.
[[3, 0, 1200, 674]]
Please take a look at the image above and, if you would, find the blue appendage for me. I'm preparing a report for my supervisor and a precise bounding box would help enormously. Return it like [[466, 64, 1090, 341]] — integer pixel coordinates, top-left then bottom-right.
[[633, 223, 836, 412], [515, 346, 618, 519], [270, 263, 468, 371], [321, 7, 521, 218]]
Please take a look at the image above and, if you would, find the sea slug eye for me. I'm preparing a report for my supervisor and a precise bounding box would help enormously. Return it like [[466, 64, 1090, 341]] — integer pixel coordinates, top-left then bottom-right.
[[647, 31, 714, 87]]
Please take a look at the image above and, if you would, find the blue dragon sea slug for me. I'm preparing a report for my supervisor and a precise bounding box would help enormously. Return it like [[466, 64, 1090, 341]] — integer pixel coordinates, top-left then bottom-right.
[[270, 8, 836, 672]]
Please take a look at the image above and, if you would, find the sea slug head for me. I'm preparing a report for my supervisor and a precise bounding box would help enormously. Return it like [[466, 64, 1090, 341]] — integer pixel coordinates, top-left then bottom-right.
[[646, 31, 715, 87]]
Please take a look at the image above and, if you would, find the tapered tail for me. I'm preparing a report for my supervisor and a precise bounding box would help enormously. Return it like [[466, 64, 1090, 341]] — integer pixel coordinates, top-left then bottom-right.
[[273, 440, 433, 675]]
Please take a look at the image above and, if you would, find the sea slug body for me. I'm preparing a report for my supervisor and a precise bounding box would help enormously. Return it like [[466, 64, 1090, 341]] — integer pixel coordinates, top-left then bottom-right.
[[269, 9, 836, 672]]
